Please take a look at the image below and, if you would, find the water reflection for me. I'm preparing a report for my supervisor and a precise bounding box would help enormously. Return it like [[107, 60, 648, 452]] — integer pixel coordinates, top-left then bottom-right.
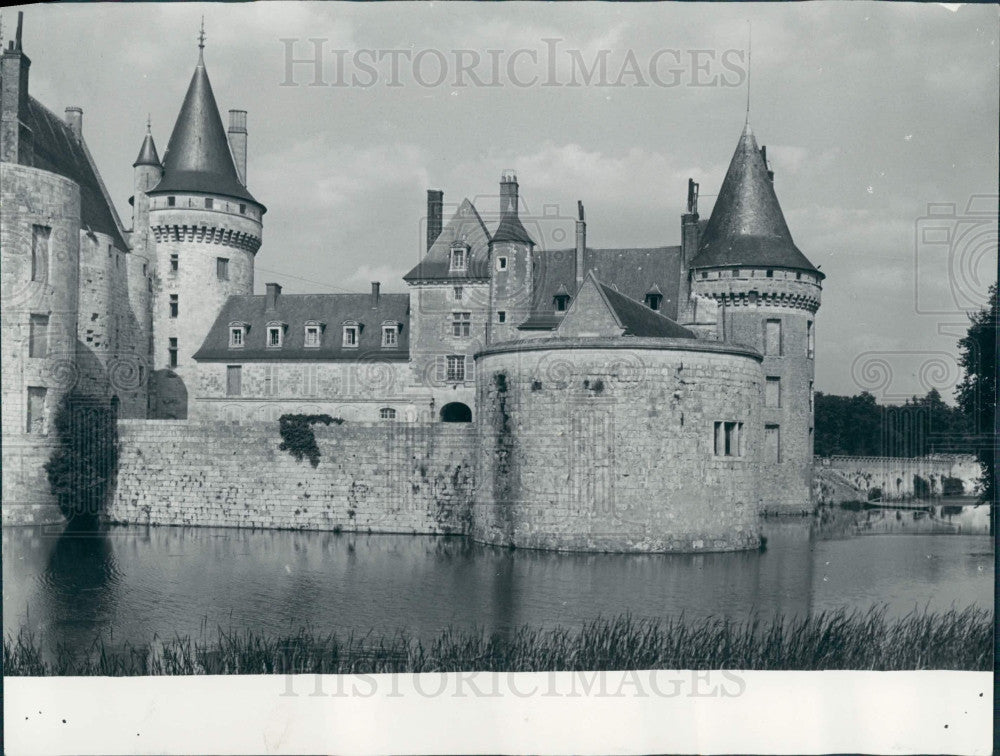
[[2, 502, 992, 655]]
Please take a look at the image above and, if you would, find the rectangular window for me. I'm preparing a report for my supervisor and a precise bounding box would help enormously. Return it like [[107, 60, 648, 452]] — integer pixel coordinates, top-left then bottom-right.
[[170, 253, 179, 272], [169, 294, 178, 317], [446, 354, 466, 382], [452, 312, 471, 337], [239, 203, 246, 215], [379, 407, 396, 420], [28, 314, 49, 358], [765, 424, 781, 463], [343, 325, 358, 347], [765, 377, 781, 408], [27, 386, 46, 434], [714, 421, 743, 457], [167, 196, 176, 207], [168, 337, 178, 368], [450, 247, 467, 271], [453, 286, 463, 301], [302, 365, 317, 396], [497, 310, 506, 323], [264, 364, 275, 396], [267, 326, 282, 347], [205, 198, 214, 210], [31, 225, 50, 283], [382, 325, 398, 348], [217, 258, 230, 280], [807, 320, 815, 359], [809, 381, 815, 413], [496, 256, 508, 271], [765, 319, 782, 356], [304, 326, 321, 347], [226, 365, 242, 396], [229, 327, 244, 348]]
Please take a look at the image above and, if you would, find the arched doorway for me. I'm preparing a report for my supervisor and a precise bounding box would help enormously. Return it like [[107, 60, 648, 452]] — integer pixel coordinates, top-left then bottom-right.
[[440, 402, 472, 423]]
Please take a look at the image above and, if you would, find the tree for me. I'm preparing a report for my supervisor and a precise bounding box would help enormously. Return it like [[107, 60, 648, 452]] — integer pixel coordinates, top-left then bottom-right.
[[956, 281, 997, 508]]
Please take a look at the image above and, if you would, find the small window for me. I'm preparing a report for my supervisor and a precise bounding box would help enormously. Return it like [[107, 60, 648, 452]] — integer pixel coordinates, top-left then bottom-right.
[[450, 246, 467, 272], [554, 294, 570, 312], [267, 325, 283, 348], [714, 421, 743, 458], [26, 386, 47, 434], [731, 269, 739, 278], [217, 257, 230, 280], [168, 337, 178, 368], [452, 312, 471, 337], [343, 324, 359, 347], [263, 364, 275, 396], [765, 424, 781, 463], [229, 326, 244, 348], [497, 310, 507, 323], [764, 319, 782, 356], [379, 407, 397, 420], [142, 263, 148, 276], [453, 286, 463, 301], [169, 294, 178, 318], [304, 325, 321, 347], [765, 376, 781, 408], [807, 320, 815, 359], [239, 203, 247, 214], [170, 253, 179, 272], [31, 225, 50, 283], [446, 354, 466, 382], [809, 381, 815, 413], [766, 269, 774, 278], [701, 271, 708, 279], [226, 365, 242, 397], [302, 364, 317, 396], [496, 256, 508, 271], [645, 293, 662, 311], [205, 198, 214, 210], [382, 325, 398, 348], [29, 314, 49, 358], [796, 272, 802, 280], [167, 196, 176, 207]]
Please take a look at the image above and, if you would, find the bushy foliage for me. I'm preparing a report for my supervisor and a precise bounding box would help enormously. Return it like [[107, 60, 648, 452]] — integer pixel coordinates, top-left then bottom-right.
[[44, 391, 118, 528], [277, 414, 343, 467]]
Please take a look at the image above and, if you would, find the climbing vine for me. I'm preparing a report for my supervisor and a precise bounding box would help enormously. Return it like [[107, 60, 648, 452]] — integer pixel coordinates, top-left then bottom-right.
[[278, 414, 344, 467]]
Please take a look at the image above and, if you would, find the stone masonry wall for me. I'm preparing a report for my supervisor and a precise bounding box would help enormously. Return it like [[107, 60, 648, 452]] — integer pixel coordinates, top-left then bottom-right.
[[109, 420, 475, 534], [814, 454, 983, 504]]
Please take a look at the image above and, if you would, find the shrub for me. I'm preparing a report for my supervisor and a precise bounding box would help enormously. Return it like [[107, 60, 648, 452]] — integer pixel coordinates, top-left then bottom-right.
[[277, 414, 343, 467]]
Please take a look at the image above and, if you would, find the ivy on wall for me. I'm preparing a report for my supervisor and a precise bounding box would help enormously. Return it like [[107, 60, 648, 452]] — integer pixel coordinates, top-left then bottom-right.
[[277, 414, 344, 467]]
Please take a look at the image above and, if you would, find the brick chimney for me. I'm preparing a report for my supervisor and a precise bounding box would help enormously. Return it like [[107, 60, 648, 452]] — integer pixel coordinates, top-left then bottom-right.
[[228, 109, 247, 186], [500, 170, 518, 216], [370, 281, 380, 308], [426, 189, 443, 252], [265, 282, 281, 310], [575, 201, 586, 290], [1, 12, 32, 164], [64, 107, 82, 139]]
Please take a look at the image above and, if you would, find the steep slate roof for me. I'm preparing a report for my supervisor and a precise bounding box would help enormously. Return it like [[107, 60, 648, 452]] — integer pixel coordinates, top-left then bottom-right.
[[692, 123, 820, 275], [193, 292, 410, 361], [491, 212, 535, 245], [593, 276, 695, 338], [133, 127, 161, 167], [149, 51, 260, 206], [25, 97, 129, 250], [403, 199, 492, 281], [522, 245, 683, 330]]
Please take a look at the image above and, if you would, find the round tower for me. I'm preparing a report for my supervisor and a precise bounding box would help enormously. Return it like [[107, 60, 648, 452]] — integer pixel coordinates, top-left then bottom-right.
[[488, 170, 535, 344], [689, 123, 824, 514], [144, 40, 265, 418]]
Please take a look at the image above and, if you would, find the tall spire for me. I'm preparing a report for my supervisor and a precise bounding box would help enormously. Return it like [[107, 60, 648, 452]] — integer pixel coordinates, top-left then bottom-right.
[[691, 124, 820, 275], [133, 116, 161, 167], [197, 16, 206, 64], [148, 31, 259, 204]]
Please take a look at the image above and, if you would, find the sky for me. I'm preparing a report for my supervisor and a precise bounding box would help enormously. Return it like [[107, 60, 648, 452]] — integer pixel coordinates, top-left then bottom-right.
[[9, 2, 998, 400]]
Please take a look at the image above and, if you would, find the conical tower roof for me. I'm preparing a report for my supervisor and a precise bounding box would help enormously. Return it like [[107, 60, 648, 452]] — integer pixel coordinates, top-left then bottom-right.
[[692, 123, 819, 275], [150, 47, 259, 205], [133, 121, 161, 167]]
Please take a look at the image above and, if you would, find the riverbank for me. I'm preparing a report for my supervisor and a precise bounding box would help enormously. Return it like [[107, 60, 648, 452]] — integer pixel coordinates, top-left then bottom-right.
[[4, 607, 992, 675]]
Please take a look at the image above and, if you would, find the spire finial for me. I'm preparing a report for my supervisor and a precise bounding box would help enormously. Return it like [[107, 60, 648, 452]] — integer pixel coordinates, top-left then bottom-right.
[[745, 20, 752, 126], [146, 114, 152, 133], [197, 16, 206, 62]]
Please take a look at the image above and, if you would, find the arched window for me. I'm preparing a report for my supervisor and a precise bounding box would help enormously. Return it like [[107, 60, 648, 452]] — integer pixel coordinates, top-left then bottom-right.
[[440, 402, 472, 423], [379, 407, 397, 420]]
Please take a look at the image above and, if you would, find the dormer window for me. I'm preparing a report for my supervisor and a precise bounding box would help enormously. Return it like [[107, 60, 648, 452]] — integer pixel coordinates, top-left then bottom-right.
[[450, 244, 468, 272], [266, 321, 285, 348], [382, 322, 399, 348], [343, 321, 360, 348], [645, 292, 663, 311], [554, 293, 570, 312], [228, 322, 246, 348], [304, 321, 324, 348]]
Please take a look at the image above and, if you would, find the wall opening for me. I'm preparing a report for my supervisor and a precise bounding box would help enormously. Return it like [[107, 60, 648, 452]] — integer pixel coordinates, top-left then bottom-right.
[[440, 402, 472, 423]]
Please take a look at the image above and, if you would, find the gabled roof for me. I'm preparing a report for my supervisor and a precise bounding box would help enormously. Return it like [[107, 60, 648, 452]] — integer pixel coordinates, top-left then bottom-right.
[[150, 51, 260, 206], [193, 292, 410, 361], [692, 122, 820, 275], [25, 97, 128, 250], [592, 275, 695, 338], [403, 199, 492, 281]]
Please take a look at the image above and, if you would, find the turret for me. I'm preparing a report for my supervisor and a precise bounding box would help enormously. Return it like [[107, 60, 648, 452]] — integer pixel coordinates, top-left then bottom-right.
[[145, 29, 265, 418], [488, 170, 535, 343], [690, 122, 824, 514]]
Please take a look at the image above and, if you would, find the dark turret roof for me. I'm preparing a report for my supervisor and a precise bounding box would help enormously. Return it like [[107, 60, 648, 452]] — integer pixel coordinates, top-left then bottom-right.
[[491, 212, 535, 245], [133, 126, 161, 168], [691, 123, 820, 276], [149, 51, 260, 206]]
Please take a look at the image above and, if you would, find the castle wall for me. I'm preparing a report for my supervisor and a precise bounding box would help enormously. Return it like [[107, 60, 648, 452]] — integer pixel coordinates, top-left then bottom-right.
[[109, 420, 475, 535], [814, 454, 983, 504], [473, 338, 764, 552]]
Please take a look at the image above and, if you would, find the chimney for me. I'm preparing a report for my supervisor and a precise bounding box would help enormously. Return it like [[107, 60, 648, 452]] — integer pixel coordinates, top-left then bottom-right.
[[760, 145, 774, 182], [370, 281, 380, 308], [678, 179, 701, 324], [64, 107, 82, 139], [426, 189, 443, 252], [228, 109, 248, 186], [1, 11, 32, 164], [500, 169, 518, 216], [575, 201, 586, 290], [265, 282, 281, 310]]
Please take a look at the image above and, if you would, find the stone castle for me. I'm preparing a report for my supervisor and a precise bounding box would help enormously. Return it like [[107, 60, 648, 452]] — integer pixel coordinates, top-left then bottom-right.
[[1, 16, 825, 550]]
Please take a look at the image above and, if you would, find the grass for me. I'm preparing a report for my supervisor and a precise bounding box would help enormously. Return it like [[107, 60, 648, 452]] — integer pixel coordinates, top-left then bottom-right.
[[3, 607, 992, 676]]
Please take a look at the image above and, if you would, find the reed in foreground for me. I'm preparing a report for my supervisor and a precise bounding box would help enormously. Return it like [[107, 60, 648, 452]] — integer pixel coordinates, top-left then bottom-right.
[[4, 606, 992, 676]]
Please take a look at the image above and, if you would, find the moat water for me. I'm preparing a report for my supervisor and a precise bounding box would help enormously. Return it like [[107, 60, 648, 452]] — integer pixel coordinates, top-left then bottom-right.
[[3, 500, 993, 654]]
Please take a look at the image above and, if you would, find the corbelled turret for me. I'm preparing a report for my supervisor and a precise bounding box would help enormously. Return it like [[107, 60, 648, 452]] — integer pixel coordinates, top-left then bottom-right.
[[692, 123, 819, 275]]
